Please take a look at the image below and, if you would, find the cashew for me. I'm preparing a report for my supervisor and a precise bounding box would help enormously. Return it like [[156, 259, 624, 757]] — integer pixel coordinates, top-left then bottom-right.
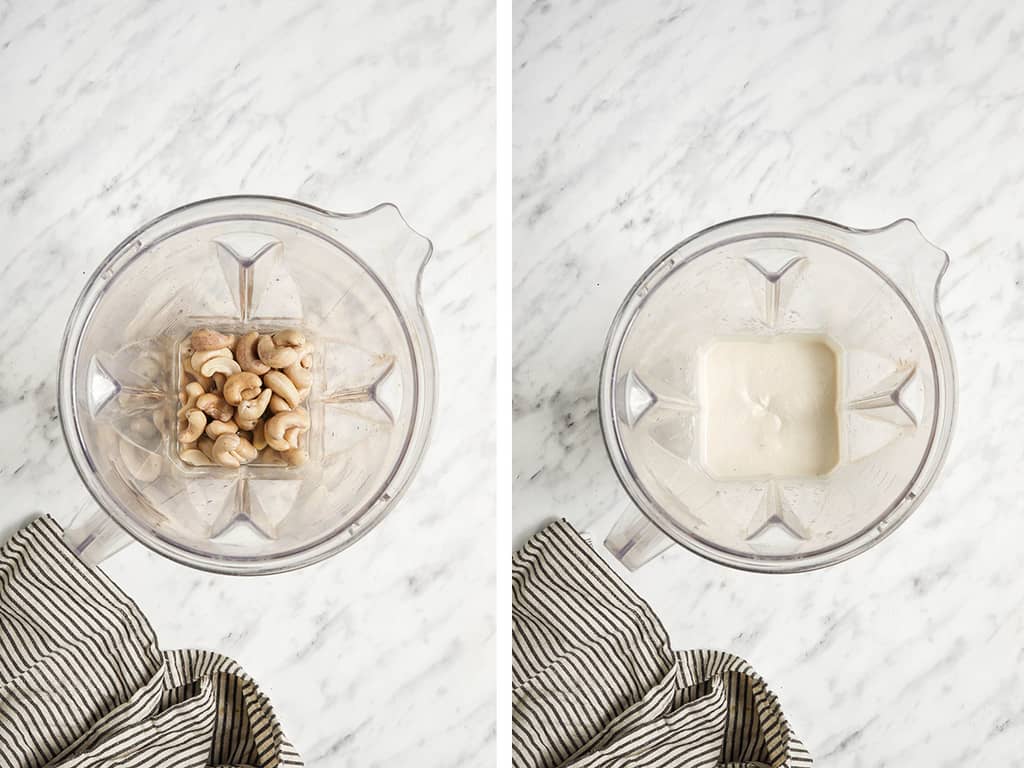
[[206, 420, 239, 439], [199, 356, 241, 378], [279, 448, 308, 467], [180, 448, 213, 466], [185, 370, 210, 391], [235, 414, 258, 431], [223, 372, 262, 406], [211, 436, 242, 468], [235, 331, 270, 375], [196, 392, 235, 422], [259, 448, 286, 465], [269, 395, 291, 414], [190, 328, 236, 351], [198, 436, 216, 460], [263, 370, 301, 409], [212, 433, 258, 468], [283, 358, 312, 390], [235, 388, 272, 429], [178, 408, 206, 443], [183, 354, 212, 390], [273, 329, 306, 348], [179, 381, 205, 408], [236, 437, 258, 462], [235, 415, 257, 431], [265, 409, 309, 451], [191, 347, 231, 372], [258, 447, 306, 466], [257, 334, 299, 368], [252, 420, 267, 451]]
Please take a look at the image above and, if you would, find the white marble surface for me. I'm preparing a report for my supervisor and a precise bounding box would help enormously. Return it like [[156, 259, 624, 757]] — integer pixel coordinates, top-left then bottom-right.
[[0, 1, 494, 765], [513, 0, 1024, 764]]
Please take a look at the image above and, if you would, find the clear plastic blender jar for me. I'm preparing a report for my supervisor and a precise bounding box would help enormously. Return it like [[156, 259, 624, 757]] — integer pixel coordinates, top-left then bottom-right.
[[600, 215, 956, 573], [59, 196, 436, 574]]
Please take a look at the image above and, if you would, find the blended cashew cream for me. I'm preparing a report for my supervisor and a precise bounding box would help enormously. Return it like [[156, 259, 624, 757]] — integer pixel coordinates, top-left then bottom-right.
[[701, 335, 839, 478]]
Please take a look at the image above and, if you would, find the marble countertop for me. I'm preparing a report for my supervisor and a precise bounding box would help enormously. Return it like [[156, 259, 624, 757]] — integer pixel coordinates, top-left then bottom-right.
[[0, 1, 494, 765], [512, 0, 1023, 763]]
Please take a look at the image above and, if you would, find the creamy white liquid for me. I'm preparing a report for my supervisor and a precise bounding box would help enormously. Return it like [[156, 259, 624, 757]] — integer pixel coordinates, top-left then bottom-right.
[[701, 336, 839, 478]]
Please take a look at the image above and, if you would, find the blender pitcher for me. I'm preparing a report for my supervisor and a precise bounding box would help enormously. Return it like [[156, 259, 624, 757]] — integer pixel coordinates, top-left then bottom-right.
[[600, 215, 957, 573], [58, 196, 436, 575]]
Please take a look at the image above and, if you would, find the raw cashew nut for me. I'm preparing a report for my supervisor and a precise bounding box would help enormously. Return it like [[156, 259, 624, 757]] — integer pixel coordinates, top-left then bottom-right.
[[206, 420, 239, 439], [236, 437, 258, 461], [269, 395, 291, 414], [263, 371, 301, 409], [199, 356, 241, 378], [252, 421, 267, 451], [235, 331, 270, 375], [183, 354, 212, 389], [178, 408, 206, 443], [257, 335, 299, 369], [273, 329, 306, 348], [265, 409, 309, 451], [283, 356, 312, 390], [179, 381, 205, 409], [258, 447, 306, 466], [191, 347, 231, 372], [196, 392, 235, 422], [212, 433, 258, 468], [223, 372, 262, 406], [190, 328, 236, 351], [279, 448, 308, 467], [180, 448, 213, 466], [235, 388, 272, 429], [258, 448, 285, 465], [198, 436, 216, 460]]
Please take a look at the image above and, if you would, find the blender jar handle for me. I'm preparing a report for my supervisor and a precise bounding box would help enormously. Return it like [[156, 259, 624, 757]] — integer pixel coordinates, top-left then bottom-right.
[[605, 506, 675, 570], [63, 505, 133, 566]]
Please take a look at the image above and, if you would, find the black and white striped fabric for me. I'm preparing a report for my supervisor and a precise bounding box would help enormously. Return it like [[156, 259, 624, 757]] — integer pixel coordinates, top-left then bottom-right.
[[513, 520, 813, 768], [0, 516, 302, 768]]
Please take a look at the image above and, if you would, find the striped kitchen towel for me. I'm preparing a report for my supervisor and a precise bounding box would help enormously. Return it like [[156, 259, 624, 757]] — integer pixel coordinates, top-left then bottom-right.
[[0, 516, 302, 768], [513, 520, 812, 768]]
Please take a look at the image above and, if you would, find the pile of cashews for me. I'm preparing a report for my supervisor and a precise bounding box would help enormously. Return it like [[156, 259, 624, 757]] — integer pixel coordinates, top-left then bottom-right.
[[177, 327, 312, 468]]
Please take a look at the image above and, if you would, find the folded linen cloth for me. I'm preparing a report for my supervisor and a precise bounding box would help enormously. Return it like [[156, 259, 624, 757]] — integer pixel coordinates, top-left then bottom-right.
[[512, 520, 812, 768], [0, 516, 302, 768]]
